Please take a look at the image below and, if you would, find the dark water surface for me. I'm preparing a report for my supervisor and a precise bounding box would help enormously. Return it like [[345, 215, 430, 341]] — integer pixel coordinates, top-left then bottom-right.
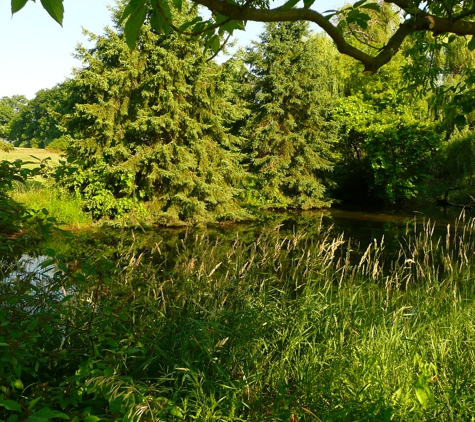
[[6, 204, 470, 279], [57, 204, 469, 259], [326, 205, 463, 246]]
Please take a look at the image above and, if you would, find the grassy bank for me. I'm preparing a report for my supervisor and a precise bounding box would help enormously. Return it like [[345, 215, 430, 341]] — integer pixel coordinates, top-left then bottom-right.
[[2, 216, 475, 420], [0, 147, 61, 168], [11, 181, 93, 228], [0, 148, 93, 228]]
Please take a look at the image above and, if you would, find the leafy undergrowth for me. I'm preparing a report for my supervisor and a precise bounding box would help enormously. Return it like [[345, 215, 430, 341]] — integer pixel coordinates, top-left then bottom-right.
[[11, 181, 93, 229], [2, 215, 475, 421]]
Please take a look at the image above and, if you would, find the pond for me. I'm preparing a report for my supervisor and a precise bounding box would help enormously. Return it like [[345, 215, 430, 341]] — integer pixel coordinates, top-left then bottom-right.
[[3, 204, 475, 420], [2, 203, 470, 284], [18, 204, 469, 272]]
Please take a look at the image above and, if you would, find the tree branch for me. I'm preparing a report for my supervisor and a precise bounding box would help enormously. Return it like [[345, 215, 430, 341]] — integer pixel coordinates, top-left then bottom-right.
[[161, 0, 475, 73]]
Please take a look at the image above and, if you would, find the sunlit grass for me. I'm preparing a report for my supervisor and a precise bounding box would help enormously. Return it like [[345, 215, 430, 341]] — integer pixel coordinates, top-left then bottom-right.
[[3, 213, 475, 420], [0, 147, 62, 169], [11, 181, 93, 228]]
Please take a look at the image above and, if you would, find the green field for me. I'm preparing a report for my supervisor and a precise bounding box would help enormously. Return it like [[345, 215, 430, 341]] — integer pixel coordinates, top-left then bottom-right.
[[0, 147, 62, 167]]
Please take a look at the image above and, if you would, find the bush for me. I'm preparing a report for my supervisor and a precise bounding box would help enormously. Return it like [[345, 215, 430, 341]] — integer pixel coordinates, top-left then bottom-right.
[[46, 135, 71, 152], [0, 140, 14, 152], [443, 126, 475, 182]]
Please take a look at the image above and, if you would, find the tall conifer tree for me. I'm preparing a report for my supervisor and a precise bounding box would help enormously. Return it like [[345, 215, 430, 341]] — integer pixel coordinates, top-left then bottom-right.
[[241, 23, 340, 209], [65, 5, 247, 222]]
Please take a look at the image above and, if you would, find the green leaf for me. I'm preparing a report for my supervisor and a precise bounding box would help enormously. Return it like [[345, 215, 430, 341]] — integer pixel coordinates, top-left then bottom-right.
[[109, 397, 122, 413], [150, 9, 171, 35], [0, 342, 9, 346], [169, 406, 183, 417], [156, 0, 173, 24], [361, 2, 381, 11], [280, 0, 300, 10], [11, 0, 28, 14], [13, 379, 24, 390], [303, 0, 315, 8], [178, 16, 202, 32], [83, 417, 100, 422], [208, 35, 221, 53], [347, 10, 371, 29], [123, 347, 142, 355], [220, 19, 245, 34], [28, 397, 41, 411], [214, 13, 230, 24], [352, 0, 367, 8], [124, 0, 148, 49], [0, 400, 21, 411], [119, 3, 132, 25], [468, 35, 475, 51], [40, 0, 64, 26], [148, 0, 174, 38], [191, 22, 207, 35], [414, 386, 430, 409], [172, 0, 182, 11], [26, 407, 70, 420], [39, 259, 55, 269], [52, 227, 74, 237]]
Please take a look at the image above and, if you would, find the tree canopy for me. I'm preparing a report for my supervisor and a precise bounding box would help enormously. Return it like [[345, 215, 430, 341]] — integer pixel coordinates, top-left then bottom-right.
[[12, 0, 475, 74], [7, 82, 76, 148], [59, 6, 248, 223], [0, 95, 28, 140], [240, 22, 340, 209], [8, 0, 475, 221]]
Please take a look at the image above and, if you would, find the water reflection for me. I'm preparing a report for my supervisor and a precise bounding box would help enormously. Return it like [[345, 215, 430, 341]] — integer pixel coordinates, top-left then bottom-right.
[[1, 254, 54, 284], [8, 206, 472, 281]]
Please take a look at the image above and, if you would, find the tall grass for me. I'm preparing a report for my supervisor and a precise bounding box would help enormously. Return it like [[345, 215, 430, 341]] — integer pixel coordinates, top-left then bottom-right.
[[2, 214, 475, 420], [11, 181, 93, 228]]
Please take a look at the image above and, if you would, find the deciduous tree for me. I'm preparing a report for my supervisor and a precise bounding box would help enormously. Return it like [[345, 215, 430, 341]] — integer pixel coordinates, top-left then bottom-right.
[[8, 82, 76, 149], [14, 0, 475, 74], [0, 95, 28, 140]]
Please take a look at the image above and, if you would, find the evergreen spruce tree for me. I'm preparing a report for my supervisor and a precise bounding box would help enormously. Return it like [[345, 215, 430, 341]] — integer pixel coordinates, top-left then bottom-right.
[[241, 23, 341, 209], [65, 5, 247, 223]]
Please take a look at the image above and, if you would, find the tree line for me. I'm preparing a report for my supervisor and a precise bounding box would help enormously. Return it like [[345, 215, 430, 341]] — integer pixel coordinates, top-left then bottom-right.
[[3, 2, 475, 223]]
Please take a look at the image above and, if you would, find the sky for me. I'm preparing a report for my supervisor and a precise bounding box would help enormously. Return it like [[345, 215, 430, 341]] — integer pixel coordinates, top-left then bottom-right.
[[1, 0, 342, 99]]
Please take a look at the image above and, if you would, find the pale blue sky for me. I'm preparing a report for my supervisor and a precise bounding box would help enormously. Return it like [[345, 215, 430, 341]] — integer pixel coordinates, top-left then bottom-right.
[[1, 0, 342, 99], [1, 0, 114, 98]]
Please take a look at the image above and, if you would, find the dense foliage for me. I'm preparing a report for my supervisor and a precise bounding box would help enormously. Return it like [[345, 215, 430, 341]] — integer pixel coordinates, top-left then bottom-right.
[[15, 0, 475, 79], [0, 158, 60, 260], [0, 95, 28, 140], [59, 11, 248, 222], [334, 95, 441, 204], [6, 1, 475, 221], [240, 23, 340, 209], [4, 215, 475, 420], [7, 82, 77, 150], [5, 4, 475, 420]]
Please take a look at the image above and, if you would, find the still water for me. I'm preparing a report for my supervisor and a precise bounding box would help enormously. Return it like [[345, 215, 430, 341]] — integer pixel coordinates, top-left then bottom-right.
[[59, 205, 468, 259], [4, 204, 470, 280]]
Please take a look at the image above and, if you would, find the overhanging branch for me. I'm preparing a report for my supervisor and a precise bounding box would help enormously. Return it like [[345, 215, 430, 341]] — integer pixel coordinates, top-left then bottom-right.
[[190, 0, 475, 73]]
